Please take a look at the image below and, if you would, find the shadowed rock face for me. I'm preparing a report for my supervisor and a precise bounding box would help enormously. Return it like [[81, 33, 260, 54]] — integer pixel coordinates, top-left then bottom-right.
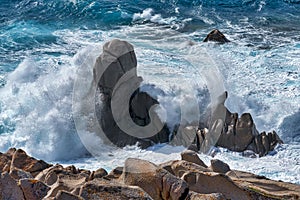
[[203, 29, 230, 43], [215, 107, 283, 156], [93, 39, 170, 148]]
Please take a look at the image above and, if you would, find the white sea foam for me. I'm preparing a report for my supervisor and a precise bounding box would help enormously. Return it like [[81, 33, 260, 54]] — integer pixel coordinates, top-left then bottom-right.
[[0, 24, 299, 184]]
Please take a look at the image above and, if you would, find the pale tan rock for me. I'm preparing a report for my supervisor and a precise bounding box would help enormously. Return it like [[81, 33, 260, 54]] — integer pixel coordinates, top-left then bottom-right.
[[227, 170, 300, 199], [188, 192, 226, 200], [170, 160, 211, 178], [181, 171, 251, 200], [121, 158, 189, 200], [209, 159, 230, 174], [19, 178, 50, 200], [35, 164, 64, 184], [80, 179, 152, 200], [181, 150, 207, 168], [0, 172, 25, 200], [44, 171, 88, 198]]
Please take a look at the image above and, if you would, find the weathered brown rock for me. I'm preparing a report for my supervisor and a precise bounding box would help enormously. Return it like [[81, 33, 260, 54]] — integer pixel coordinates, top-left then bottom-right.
[[181, 171, 251, 200], [121, 158, 189, 200], [181, 150, 207, 168], [0, 148, 16, 173], [0, 153, 11, 173], [19, 178, 50, 200], [10, 148, 52, 177], [0, 172, 25, 200], [36, 164, 90, 198], [55, 190, 84, 200], [104, 166, 123, 180], [227, 170, 300, 199], [89, 167, 108, 180], [209, 159, 230, 174], [203, 29, 230, 43], [187, 192, 226, 200], [9, 167, 33, 180], [170, 160, 211, 178], [80, 179, 152, 200]]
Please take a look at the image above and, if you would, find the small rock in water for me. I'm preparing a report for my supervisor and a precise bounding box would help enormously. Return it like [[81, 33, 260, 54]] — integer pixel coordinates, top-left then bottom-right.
[[203, 29, 230, 43]]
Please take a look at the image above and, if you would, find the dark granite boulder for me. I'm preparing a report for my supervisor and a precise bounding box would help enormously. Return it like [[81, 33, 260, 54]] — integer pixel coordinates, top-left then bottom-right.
[[93, 39, 170, 148], [203, 29, 230, 43]]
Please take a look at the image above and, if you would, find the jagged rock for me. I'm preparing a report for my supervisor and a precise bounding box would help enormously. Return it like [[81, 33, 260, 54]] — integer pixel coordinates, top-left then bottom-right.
[[105, 166, 123, 180], [19, 178, 50, 200], [9, 167, 33, 180], [55, 190, 84, 200], [217, 111, 259, 152], [0, 172, 25, 200], [80, 179, 152, 200], [209, 159, 231, 174], [170, 160, 211, 177], [181, 171, 251, 200], [94, 39, 170, 148], [203, 29, 230, 43], [89, 167, 108, 180], [0, 154, 11, 173], [36, 164, 90, 198], [121, 158, 189, 200], [10, 148, 52, 177], [181, 150, 207, 168], [0, 148, 17, 173], [227, 170, 300, 199], [187, 192, 226, 200]]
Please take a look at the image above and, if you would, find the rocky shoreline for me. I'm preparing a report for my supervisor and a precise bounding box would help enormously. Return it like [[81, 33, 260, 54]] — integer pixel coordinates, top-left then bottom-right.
[[0, 148, 299, 199]]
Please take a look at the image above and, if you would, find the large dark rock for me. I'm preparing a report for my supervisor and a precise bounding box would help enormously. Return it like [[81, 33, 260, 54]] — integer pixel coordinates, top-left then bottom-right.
[[217, 111, 258, 152], [203, 29, 230, 43], [94, 39, 170, 148]]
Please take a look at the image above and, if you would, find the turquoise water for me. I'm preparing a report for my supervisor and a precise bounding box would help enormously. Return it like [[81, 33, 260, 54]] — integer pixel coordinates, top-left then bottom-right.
[[0, 0, 299, 183]]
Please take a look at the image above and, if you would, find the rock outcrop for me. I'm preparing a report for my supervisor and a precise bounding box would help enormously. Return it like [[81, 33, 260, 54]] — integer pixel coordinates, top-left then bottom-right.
[[0, 148, 299, 200], [94, 39, 170, 148], [203, 29, 230, 43], [215, 106, 283, 157]]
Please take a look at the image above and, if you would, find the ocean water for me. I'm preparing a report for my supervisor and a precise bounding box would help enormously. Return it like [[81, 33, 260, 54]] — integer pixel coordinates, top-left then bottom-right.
[[0, 0, 299, 184]]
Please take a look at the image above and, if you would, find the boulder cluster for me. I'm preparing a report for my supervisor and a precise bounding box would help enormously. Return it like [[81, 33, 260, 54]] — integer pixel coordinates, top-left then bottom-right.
[[1, 148, 299, 199], [196, 108, 283, 157], [93, 38, 283, 157]]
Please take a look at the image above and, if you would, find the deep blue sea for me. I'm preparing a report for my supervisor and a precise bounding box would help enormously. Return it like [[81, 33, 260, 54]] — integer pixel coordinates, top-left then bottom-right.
[[0, 0, 299, 183]]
